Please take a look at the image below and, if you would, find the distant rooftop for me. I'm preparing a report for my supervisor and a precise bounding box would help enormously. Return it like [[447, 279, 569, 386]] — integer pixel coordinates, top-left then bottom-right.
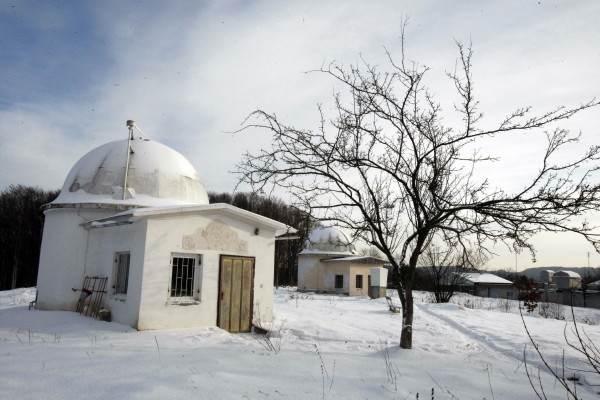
[[463, 273, 513, 285]]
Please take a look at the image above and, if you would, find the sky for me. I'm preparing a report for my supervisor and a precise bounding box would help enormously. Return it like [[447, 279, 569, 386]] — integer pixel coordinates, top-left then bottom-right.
[[1, 0, 599, 270]]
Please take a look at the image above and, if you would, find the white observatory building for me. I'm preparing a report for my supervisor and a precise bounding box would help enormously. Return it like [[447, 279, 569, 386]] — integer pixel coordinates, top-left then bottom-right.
[[297, 226, 386, 296], [36, 121, 293, 332]]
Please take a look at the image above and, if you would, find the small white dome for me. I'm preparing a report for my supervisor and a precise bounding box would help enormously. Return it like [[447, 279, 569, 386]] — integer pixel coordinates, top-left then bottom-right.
[[306, 226, 356, 254], [51, 138, 209, 208]]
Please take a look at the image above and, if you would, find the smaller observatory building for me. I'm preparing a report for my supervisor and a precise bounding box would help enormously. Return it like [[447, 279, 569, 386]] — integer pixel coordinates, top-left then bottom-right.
[[36, 121, 294, 332], [297, 227, 386, 296]]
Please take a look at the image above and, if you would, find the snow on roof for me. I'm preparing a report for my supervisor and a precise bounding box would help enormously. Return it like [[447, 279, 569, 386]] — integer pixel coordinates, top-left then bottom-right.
[[50, 138, 209, 208], [297, 249, 356, 256], [554, 270, 582, 278], [48, 190, 204, 209], [321, 256, 387, 264], [83, 203, 296, 236], [463, 273, 513, 285]]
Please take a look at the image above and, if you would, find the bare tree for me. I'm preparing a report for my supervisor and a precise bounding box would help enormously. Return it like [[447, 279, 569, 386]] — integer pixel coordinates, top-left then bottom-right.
[[236, 27, 600, 348], [358, 246, 384, 259], [522, 306, 600, 399], [416, 245, 484, 303]]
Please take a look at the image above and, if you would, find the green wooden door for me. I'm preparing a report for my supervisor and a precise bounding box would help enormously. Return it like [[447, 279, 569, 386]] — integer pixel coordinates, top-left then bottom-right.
[[218, 256, 254, 332]]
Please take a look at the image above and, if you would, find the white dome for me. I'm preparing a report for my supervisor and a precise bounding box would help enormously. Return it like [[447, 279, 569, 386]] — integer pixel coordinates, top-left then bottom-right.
[[305, 226, 356, 254], [50, 138, 209, 208]]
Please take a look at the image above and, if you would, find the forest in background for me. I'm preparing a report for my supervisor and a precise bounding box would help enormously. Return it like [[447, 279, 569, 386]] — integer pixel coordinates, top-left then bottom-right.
[[0, 185, 59, 290]]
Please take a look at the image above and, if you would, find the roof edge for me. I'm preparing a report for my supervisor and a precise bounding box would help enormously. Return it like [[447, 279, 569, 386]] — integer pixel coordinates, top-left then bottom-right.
[[81, 203, 297, 235]]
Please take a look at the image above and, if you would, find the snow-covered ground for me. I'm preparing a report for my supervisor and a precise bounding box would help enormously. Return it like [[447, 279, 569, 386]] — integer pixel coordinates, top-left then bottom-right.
[[1, 287, 599, 399]]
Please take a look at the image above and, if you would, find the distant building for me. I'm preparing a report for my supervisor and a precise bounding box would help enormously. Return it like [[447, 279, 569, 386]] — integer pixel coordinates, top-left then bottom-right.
[[461, 273, 515, 299], [552, 270, 582, 290], [539, 270, 555, 284], [297, 227, 386, 296], [588, 280, 600, 290]]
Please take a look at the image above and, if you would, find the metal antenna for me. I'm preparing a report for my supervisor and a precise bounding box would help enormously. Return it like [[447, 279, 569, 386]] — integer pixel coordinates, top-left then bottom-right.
[[135, 125, 150, 141], [122, 120, 135, 200], [127, 119, 150, 141]]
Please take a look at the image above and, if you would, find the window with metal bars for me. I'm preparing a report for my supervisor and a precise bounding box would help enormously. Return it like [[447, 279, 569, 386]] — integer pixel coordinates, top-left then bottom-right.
[[114, 252, 130, 295], [170, 254, 200, 301]]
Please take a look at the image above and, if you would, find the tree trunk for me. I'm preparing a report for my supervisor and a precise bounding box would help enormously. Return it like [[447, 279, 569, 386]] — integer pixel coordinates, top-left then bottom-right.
[[400, 286, 413, 348], [399, 234, 426, 349], [11, 263, 17, 289], [11, 238, 20, 290]]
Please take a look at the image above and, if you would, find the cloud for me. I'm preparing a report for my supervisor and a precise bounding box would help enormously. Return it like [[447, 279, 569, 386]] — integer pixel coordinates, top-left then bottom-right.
[[1, 1, 599, 268]]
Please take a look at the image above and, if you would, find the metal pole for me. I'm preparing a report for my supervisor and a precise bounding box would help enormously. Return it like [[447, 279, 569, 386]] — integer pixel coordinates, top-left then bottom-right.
[[123, 121, 135, 200]]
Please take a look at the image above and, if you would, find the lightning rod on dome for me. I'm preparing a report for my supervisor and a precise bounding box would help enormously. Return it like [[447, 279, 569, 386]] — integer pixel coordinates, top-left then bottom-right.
[[123, 121, 134, 200], [126, 119, 150, 141]]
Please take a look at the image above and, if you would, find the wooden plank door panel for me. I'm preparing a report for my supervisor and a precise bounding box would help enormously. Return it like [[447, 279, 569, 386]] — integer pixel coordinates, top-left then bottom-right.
[[240, 259, 253, 332], [218, 256, 254, 333], [229, 259, 243, 332], [218, 258, 232, 331]]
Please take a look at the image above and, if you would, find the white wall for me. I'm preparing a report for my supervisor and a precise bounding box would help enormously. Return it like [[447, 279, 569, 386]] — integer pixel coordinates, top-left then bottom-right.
[[348, 266, 373, 296], [84, 220, 148, 328], [297, 254, 322, 290], [36, 208, 115, 311]]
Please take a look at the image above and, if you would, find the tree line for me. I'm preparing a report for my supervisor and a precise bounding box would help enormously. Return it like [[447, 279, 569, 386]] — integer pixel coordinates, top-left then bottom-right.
[[0, 185, 59, 291], [0, 186, 312, 291]]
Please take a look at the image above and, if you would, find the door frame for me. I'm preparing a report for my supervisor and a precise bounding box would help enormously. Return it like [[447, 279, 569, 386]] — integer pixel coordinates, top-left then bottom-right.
[[217, 255, 256, 332]]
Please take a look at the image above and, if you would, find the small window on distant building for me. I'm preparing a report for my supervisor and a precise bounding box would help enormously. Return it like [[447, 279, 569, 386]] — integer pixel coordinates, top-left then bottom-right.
[[113, 252, 130, 295], [507, 291, 513, 299], [170, 253, 201, 301], [356, 275, 363, 289], [335, 275, 344, 289]]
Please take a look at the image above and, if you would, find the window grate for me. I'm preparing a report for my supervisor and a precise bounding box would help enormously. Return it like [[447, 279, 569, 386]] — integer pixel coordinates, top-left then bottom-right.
[[171, 255, 196, 300]]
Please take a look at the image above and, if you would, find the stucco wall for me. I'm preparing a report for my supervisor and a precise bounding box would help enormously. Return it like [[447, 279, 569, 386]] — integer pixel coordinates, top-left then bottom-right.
[[36, 208, 116, 311], [297, 254, 323, 290], [474, 285, 516, 299], [135, 213, 276, 330], [348, 265, 375, 296]]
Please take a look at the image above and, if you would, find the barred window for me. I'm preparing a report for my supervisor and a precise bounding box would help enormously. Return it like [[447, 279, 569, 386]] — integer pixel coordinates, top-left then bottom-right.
[[114, 252, 130, 295], [170, 254, 201, 301]]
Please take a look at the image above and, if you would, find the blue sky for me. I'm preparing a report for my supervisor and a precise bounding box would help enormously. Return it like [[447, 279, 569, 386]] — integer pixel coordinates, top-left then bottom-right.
[[1, 0, 599, 269]]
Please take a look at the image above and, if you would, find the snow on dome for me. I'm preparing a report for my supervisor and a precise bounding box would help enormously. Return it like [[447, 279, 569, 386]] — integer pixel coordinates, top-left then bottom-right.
[[50, 138, 209, 208], [304, 226, 357, 254]]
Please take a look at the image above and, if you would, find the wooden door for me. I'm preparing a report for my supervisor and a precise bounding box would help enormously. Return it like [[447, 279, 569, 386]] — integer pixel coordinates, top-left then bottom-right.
[[218, 256, 255, 333]]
